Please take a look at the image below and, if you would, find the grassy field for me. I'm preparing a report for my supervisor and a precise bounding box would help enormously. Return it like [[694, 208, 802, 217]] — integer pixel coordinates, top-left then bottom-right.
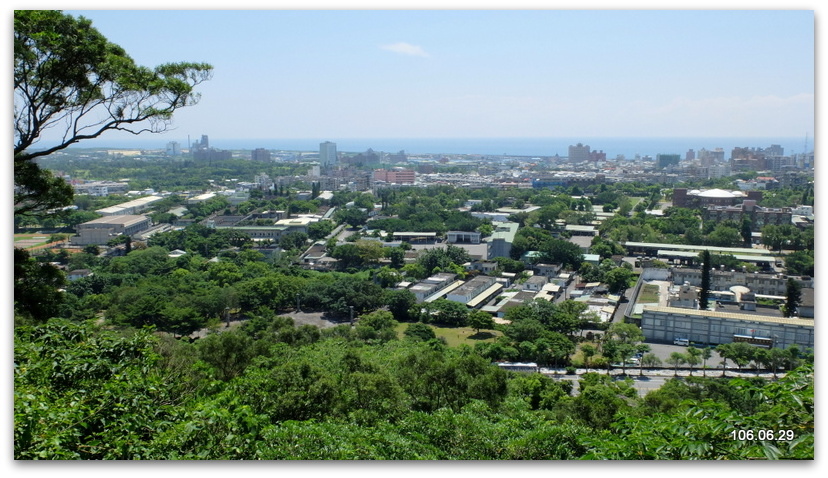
[[638, 284, 661, 303], [394, 322, 502, 347], [14, 234, 54, 249]]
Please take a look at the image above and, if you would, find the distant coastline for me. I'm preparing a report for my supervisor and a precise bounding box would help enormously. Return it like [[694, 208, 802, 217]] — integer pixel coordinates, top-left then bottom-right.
[[55, 136, 810, 159]]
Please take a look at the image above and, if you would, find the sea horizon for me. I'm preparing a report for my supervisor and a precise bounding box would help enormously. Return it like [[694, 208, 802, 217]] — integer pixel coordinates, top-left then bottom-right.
[[56, 136, 811, 160]]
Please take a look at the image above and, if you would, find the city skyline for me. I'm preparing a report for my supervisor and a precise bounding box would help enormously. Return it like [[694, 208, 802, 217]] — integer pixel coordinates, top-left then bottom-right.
[[45, 6, 816, 146]]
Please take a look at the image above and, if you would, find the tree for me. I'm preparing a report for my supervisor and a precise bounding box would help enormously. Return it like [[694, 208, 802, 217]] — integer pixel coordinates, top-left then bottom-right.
[[666, 352, 686, 377], [417, 245, 471, 274], [580, 344, 596, 372], [426, 299, 468, 327], [279, 231, 309, 252], [784, 250, 814, 277], [386, 246, 406, 269], [755, 347, 788, 380], [14, 11, 212, 217], [783, 278, 802, 318], [357, 310, 397, 332], [604, 267, 633, 294], [740, 217, 753, 247], [685, 346, 702, 376], [699, 250, 711, 310], [404, 322, 436, 342], [640, 353, 662, 373], [14, 248, 67, 324], [717, 341, 756, 373], [706, 225, 742, 248], [307, 220, 335, 241], [334, 207, 369, 228], [700, 347, 712, 377], [539, 238, 584, 270], [715, 343, 735, 377], [467, 310, 495, 334], [383, 289, 417, 322]]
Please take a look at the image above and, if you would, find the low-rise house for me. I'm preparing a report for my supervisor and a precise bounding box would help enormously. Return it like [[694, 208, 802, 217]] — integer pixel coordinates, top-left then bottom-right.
[[67, 269, 92, 281], [522, 275, 548, 292]]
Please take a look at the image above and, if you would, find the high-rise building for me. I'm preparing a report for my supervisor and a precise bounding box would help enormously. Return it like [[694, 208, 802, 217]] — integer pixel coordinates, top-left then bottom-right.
[[568, 143, 590, 162], [766, 144, 784, 157], [166, 141, 181, 156], [589, 150, 606, 162], [251, 148, 271, 162], [320, 141, 337, 168], [657, 154, 680, 169]]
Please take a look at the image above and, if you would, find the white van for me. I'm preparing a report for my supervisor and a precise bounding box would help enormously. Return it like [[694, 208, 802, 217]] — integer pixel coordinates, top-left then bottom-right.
[[673, 338, 690, 346]]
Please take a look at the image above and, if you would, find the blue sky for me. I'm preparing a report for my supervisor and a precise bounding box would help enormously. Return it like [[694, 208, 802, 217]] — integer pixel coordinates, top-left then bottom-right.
[[51, 7, 815, 142]]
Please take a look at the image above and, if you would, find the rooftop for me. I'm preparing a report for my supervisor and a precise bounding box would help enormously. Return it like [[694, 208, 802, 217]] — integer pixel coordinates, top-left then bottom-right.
[[641, 305, 814, 327]]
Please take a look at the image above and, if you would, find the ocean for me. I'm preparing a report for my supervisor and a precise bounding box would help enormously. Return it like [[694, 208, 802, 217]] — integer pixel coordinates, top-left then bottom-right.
[[65, 136, 811, 159]]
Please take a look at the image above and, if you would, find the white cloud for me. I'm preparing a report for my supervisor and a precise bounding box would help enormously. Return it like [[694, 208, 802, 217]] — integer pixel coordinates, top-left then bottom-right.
[[380, 42, 430, 58]]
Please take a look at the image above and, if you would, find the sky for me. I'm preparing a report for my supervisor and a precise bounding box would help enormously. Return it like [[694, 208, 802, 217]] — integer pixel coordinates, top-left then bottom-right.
[[25, 4, 807, 145]]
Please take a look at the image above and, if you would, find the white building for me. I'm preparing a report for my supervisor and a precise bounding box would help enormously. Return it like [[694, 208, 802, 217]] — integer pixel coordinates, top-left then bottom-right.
[[72, 215, 153, 245], [320, 141, 337, 168], [95, 195, 164, 216], [447, 276, 497, 305]]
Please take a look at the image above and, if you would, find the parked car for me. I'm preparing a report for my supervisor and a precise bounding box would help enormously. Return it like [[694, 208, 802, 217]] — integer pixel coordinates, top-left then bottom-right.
[[673, 338, 689, 346]]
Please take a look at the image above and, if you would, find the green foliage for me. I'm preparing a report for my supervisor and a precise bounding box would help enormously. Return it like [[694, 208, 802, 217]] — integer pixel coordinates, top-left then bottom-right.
[[334, 207, 369, 228], [14, 10, 211, 216], [307, 220, 335, 240], [467, 310, 495, 333], [383, 288, 417, 322], [330, 240, 384, 270], [14, 248, 66, 324], [404, 322, 437, 342], [424, 299, 469, 327], [784, 250, 814, 277], [539, 238, 584, 269], [14, 313, 814, 460], [300, 275, 384, 318], [604, 267, 633, 294], [587, 366, 814, 459], [783, 278, 802, 317], [148, 224, 252, 257], [14, 320, 177, 459], [278, 231, 308, 252], [416, 245, 471, 273]]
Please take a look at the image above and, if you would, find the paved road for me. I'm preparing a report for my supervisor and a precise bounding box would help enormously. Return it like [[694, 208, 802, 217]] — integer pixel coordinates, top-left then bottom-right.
[[540, 367, 781, 397], [541, 371, 670, 397]]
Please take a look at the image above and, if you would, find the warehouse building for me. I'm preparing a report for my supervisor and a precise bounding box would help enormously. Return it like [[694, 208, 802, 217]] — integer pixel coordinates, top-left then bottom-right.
[[72, 215, 152, 245], [641, 305, 813, 349]]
